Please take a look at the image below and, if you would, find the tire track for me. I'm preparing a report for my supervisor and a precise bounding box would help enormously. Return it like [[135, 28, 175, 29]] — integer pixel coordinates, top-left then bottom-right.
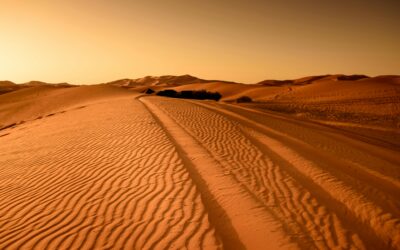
[[193, 99, 400, 249], [140, 96, 299, 250], [143, 96, 397, 249]]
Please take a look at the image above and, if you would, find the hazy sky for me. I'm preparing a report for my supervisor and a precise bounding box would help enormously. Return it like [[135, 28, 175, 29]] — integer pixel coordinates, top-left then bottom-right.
[[1, 0, 399, 84]]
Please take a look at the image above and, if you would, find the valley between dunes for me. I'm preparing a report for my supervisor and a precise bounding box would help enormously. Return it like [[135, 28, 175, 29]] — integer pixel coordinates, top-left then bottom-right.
[[0, 81, 399, 249]]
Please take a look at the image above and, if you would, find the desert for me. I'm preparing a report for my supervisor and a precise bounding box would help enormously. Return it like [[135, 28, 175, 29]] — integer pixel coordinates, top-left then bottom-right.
[[0, 75, 399, 249], [1, 1, 400, 249]]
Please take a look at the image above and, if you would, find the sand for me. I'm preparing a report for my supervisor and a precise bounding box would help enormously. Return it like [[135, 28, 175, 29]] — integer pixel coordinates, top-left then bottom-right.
[[0, 80, 399, 249], [144, 75, 399, 127]]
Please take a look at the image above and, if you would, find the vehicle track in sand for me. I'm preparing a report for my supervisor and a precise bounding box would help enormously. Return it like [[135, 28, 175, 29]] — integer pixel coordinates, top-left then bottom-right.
[[140, 96, 400, 250]]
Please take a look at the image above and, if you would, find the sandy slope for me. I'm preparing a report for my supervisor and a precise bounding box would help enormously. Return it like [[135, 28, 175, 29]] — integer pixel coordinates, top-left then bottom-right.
[[0, 89, 221, 249], [0, 86, 399, 249], [0, 85, 130, 130]]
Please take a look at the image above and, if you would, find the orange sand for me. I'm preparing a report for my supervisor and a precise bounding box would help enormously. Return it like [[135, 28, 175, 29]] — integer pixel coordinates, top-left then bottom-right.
[[0, 77, 399, 249]]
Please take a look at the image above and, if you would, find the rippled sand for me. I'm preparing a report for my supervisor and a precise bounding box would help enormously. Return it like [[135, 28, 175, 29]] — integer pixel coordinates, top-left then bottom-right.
[[0, 85, 399, 249]]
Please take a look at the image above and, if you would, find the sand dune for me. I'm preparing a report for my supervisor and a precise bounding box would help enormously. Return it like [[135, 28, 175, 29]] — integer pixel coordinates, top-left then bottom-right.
[[107, 75, 237, 88], [0, 85, 129, 130], [248, 76, 400, 129], [149, 75, 400, 129], [0, 81, 23, 95], [0, 79, 399, 249], [0, 80, 72, 96]]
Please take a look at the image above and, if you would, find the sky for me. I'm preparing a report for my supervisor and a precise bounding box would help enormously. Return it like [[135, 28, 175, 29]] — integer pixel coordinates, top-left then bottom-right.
[[0, 0, 399, 84]]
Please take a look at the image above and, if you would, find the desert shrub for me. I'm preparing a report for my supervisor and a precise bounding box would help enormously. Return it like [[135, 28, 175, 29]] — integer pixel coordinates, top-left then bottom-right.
[[191, 90, 221, 101], [156, 89, 178, 98], [236, 96, 252, 103], [157, 89, 222, 101], [180, 90, 195, 99], [145, 88, 155, 94], [209, 91, 222, 101]]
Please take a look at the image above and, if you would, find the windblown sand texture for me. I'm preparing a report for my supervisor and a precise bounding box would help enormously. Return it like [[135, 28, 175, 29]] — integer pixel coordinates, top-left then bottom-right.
[[0, 80, 399, 249]]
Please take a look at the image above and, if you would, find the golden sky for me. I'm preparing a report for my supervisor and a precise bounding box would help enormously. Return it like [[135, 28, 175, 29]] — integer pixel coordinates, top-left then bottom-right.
[[1, 0, 399, 84]]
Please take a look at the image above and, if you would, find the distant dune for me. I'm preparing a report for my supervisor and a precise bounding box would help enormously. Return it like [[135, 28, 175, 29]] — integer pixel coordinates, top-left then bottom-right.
[[2, 74, 400, 130], [107, 74, 208, 87], [0, 74, 399, 249], [0, 81, 20, 95], [129, 74, 400, 129], [0, 80, 72, 95], [107, 74, 237, 88], [2, 74, 399, 129]]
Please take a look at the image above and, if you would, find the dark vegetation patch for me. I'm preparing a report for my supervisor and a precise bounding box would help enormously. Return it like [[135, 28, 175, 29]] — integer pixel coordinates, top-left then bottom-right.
[[156, 89, 179, 98], [156, 89, 222, 101]]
